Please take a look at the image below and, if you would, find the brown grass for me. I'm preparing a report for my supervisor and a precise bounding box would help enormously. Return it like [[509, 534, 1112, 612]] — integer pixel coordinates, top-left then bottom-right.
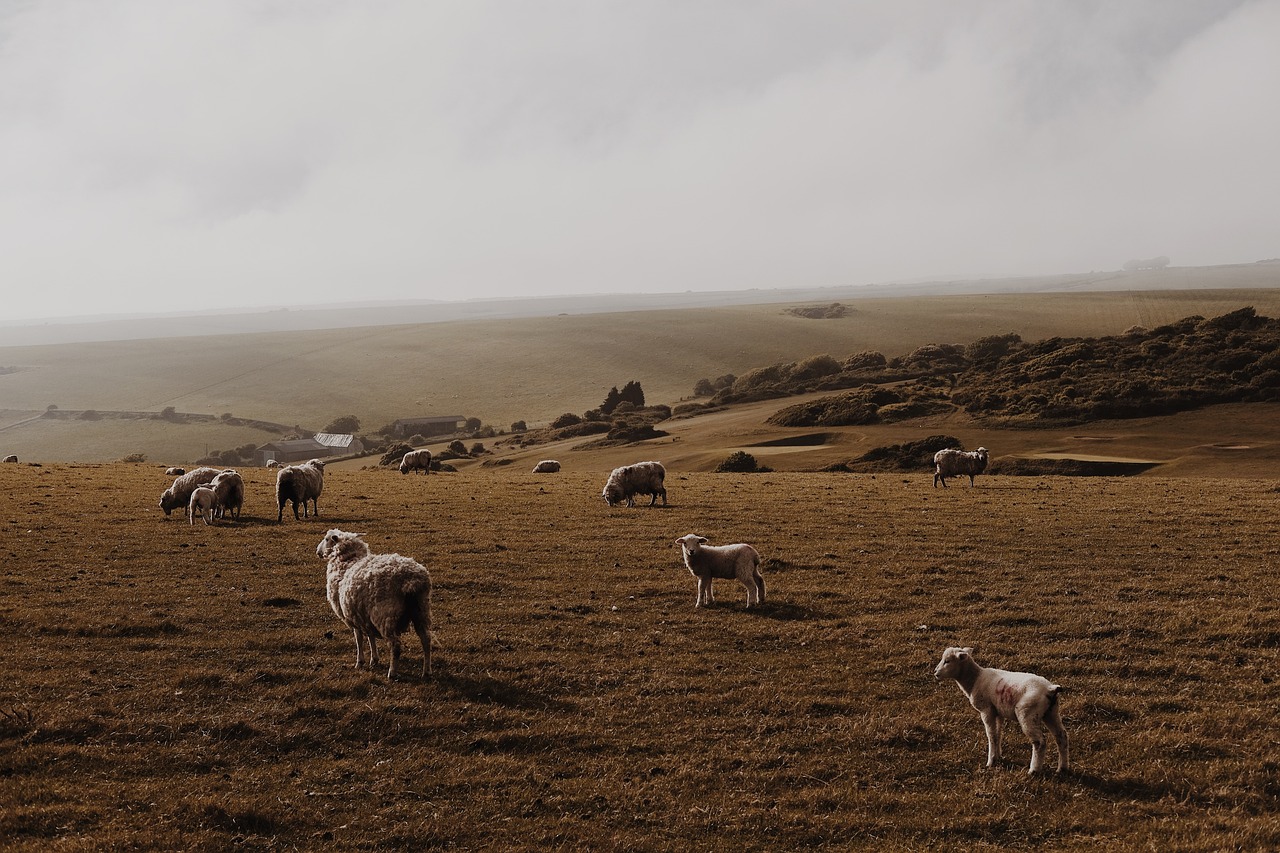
[[1, 462, 1277, 850]]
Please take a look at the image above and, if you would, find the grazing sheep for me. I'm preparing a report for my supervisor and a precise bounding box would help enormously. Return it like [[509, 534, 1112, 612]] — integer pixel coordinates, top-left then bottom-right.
[[2, 455, 17, 463], [933, 447, 989, 488], [277, 459, 326, 522], [532, 460, 561, 473], [316, 529, 433, 679], [602, 461, 667, 507], [164, 466, 185, 476], [159, 466, 224, 516], [675, 534, 765, 609], [933, 646, 1069, 774], [187, 486, 216, 526], [399, 449, 432, 475], [265, 459, 283, 469], [210, 470, 244, 521]]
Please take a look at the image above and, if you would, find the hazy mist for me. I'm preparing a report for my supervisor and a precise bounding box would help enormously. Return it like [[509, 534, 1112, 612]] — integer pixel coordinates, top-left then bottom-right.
[[1, 0, 1276, 324]]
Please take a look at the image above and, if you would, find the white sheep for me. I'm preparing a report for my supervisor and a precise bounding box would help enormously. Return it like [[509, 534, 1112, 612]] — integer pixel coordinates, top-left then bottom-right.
[[277, 459, 326, 522], [675, 534, 764, 609], [164, 466, 185, 476], [532, 460, 561, 473], [265, 459, 283, 469], [316, 529, 433, 679], [933, 646, 1069, 774], [210, 470, 244, 521], [933, 447, 989, 488], [159, 466, 224, 516], [187, 486, 216, 526], [399, 449, 432, 475], [602, 461, 667, 507]]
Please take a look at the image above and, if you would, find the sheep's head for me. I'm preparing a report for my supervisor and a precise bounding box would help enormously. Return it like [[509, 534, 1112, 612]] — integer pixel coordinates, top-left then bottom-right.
[[602, 483, 624, 506], [307, 459, 327, 470], [933, 646, 975, 679], [317, 529, 369, 562], [159, 490, 179, 516], [675, 534, 709, 553]]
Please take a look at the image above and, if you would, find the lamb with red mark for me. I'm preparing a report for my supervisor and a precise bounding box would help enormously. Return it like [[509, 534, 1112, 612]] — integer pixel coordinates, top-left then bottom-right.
[[933, 646, 1069, 774]]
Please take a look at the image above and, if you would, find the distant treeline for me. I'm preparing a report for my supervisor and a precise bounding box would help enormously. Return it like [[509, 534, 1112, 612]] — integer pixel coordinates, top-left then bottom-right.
[[687, 307, 1280, 428]]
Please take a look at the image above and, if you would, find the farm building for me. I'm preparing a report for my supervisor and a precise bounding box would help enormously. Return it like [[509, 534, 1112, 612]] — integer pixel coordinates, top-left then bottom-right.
[[390, 416, 466, 439], [256, 438, 335, 466], [314, 433, 364, 455]]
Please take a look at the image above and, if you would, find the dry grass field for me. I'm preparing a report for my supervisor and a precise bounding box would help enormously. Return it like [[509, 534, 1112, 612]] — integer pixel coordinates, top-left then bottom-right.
[[2, 462, 1277, 850]]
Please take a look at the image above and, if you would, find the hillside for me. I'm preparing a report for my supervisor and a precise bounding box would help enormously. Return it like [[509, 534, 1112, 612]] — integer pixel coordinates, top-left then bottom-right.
[[3, 285, 1280, 468]]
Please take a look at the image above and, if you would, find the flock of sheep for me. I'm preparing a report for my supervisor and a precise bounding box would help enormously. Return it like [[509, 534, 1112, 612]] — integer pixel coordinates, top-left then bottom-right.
[[153, 441, 1066, 773]]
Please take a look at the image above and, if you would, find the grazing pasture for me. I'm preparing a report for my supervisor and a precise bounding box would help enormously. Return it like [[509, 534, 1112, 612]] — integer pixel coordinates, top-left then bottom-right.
[[1, 463, 1277, 849]]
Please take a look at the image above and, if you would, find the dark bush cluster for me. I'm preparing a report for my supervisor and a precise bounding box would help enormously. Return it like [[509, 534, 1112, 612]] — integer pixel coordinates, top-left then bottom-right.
[[767, 386, 952, 428], [713, 451, 772, 473], [826, 435, 962, 473]]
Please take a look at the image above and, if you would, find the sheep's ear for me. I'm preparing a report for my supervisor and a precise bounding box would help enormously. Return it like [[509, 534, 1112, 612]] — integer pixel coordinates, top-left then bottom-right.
[[960, 647, 974, 657], [697, 536, 709, 545]]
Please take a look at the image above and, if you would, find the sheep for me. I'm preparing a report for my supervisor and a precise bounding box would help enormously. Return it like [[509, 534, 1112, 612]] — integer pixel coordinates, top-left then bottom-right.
[[159, 466, 224, 516], [933, 447, 989, 488], [399, 449, 432, 475], [602, 461, 667, 507], [277, 459, 326, 522], [164, 466, 185, 476], [316, 529, 433, 679], [265, 459, 283, 469], [187, 486, 216, 526], [675, 534, 764, 609], [2, 455, 17, 463], [209, 470, 244, 520], [532, 460, 561, 473], [933, 646, 1069, 774]]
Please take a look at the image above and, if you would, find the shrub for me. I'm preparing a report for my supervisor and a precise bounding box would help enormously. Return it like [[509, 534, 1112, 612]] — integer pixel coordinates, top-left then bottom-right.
[[551, 413, 582, 429], [789, 354, 842, 382], [469, 442, 487, 456], [714, 451, 771, 473], [118, 453, 147, 464], [693, 378, 715, 396], [447, 440, 467, 455], [323, 415, 361, 434], [510, 420, 527, 433]]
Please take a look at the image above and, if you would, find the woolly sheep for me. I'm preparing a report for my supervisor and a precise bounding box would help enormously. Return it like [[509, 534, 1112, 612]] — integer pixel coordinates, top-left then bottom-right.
[[933, 646, 1069, 774], [164, 466, 185, 476], [277, 459, 326, 522], [532, 460, 561, 473], [602, 461, 667, 507], [265, 459, 283, 468], [187, 486, 216, 526], [316, 529, 433, 679], [210, 470, 244, 521], [399, 449, 432, 475], [675, 534, 764, 609], [2, 455, 17, 463], [933, 447, 989, 488], [159, 466, 224, 516]]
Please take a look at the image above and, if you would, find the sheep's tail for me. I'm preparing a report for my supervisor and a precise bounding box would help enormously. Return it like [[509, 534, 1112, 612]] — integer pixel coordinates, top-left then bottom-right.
[[1047, 684, 1064, 708]]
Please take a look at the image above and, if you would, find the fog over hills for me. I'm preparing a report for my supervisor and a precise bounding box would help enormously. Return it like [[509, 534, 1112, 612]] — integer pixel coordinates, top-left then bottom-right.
[[4, 263, 1278, 347]]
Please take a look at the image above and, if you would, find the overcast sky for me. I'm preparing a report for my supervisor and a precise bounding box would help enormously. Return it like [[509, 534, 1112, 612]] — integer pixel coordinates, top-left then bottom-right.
[[1, 0, 1276, 323]]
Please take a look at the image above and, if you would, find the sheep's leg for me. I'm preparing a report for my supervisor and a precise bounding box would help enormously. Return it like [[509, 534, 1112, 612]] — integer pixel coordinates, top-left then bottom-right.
[[695, 577, 709, 607], [352, 629, 366, 669], [414, 621, 432, 678], [1017, 708, 1049, 773], [366, 635, 380, 671], [386, 636, 401, 679], [755, 571, 766, 605], [1047, 704, 1070, 772], [981, 711, 1002, 767]]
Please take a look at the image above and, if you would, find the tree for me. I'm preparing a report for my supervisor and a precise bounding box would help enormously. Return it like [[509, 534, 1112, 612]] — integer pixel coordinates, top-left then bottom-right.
[[465, 417, 482, 433], [510, 420, 527, 432], [469, 442, 486, 456], [693, 378, 715, 396], [323, 415, 361, 434], [600, 386, 622, 415], [552, 412, 582, 429], [448, 440, 467, 455], [619, 380, 645, 408]]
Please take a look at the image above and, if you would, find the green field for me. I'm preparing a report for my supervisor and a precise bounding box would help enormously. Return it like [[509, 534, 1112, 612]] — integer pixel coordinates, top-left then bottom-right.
[[0, 463, 1276, 849]]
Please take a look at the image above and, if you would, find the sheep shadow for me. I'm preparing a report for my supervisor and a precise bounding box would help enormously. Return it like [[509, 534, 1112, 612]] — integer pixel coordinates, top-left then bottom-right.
[[1066, 769, 1200, 804], [749, 601, 822, 621], [432, 670, 576, 712]]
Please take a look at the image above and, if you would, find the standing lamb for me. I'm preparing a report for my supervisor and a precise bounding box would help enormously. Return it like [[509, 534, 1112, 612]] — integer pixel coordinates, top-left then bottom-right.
[[675, 534, 765, 609], [933, 646, 1069, 774], [210, 470, 245, 520], [277, 459, 326, 522], [159, 466, 224, 516], [187, 486, 216, 526], [399, 449, 432, 475], [532, 460, 561, 473], [316, 529, 433, 679], [602, 461, 667, 507], [933, 447, 989, 488]]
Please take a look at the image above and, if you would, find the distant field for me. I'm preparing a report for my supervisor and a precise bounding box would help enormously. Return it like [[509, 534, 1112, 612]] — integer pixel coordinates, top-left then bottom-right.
[[3, 286, 1280, 466], [0, 463, 1276, 849]]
